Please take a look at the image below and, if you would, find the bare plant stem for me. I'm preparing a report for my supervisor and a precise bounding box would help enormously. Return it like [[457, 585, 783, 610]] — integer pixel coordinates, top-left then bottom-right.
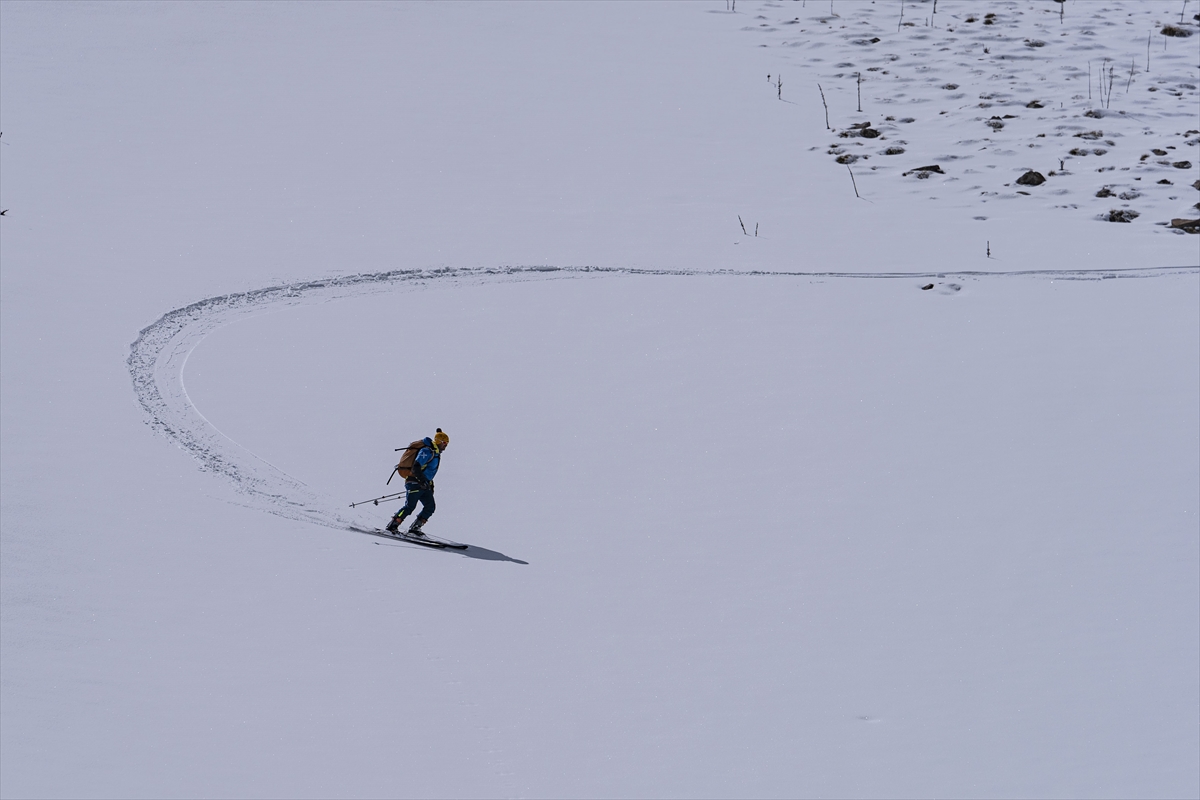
[[738, 215, 748, 235], [847, 166, 860, 198], [897, 0, 905, 32], [1126, 58, 1135, 92], [856, 73, 862, 112], [1147, 32, 1151, 72], [1088, 60, 1092, 100], [818, 83, 831, 129]]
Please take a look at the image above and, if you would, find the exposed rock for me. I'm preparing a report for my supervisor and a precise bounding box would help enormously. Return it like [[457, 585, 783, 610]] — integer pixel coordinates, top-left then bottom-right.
[[942, 83, 959, 90], [1118, 190, 1140, 200], [839, 122, 881, 139], [1161, 25, 1193, 37], [902, 165, 944, 178], [882, 146, 906, 155], [1096, 187, 1114, 197], [1158, 179, 1173, 185], [1193, 180, 1200, 190], [1106, 209, 1140, 222], [1015, 170, 1046, 186], [1025, 39, 1046, 48], [1026, 100, 1044, 108], [836, 153, 860, 164], [1173, 161, 1193, 169], [1075, 130, 1104, 139], [921, 283, 934, 290], [1169, 218, 1200, 233], [1152, 148, 1167, 155]]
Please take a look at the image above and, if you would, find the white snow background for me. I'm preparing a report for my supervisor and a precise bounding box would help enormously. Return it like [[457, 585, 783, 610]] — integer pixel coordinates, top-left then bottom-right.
[[1, 1, 1198, 798]]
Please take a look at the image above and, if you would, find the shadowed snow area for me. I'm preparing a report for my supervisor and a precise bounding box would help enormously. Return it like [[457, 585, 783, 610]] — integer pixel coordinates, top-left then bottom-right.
[[2, 2, 1198, 799]]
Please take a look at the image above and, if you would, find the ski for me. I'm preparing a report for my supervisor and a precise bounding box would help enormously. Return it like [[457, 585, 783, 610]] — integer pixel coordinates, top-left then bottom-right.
[[349, 525, 466, 550], [418, 534, 468, 550]]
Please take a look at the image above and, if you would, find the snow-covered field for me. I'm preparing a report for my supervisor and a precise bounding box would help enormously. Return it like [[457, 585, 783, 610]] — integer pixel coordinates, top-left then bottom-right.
[[2, 2, 1197, 798]]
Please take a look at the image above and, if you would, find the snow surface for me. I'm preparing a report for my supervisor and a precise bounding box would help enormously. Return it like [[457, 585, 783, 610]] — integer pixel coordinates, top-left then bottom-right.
[[2, 2, 1198, 798]]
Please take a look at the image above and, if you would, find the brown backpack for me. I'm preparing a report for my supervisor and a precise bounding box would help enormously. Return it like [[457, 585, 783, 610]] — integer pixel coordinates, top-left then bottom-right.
[[394, 439, 427, 481]]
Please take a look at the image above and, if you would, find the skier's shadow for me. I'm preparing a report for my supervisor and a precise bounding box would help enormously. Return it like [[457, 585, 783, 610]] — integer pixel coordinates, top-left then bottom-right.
[[457, 544, 529, 565]]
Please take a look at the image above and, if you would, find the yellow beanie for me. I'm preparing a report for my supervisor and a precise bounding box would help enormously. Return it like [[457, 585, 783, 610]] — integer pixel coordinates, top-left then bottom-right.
[[433, 428, 450, 449]]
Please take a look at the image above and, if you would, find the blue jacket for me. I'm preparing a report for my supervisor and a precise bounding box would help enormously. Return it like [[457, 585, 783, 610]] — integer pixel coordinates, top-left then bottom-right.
[[410, 437, 440, 482]]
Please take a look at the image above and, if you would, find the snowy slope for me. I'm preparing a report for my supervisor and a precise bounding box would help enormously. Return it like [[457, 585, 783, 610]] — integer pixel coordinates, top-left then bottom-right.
[[742, 0, 1200, 229], [2, 2, 1198, 799]]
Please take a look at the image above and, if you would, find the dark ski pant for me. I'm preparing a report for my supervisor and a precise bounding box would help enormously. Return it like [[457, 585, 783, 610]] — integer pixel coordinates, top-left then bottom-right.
[[396, 482, 435, 523]]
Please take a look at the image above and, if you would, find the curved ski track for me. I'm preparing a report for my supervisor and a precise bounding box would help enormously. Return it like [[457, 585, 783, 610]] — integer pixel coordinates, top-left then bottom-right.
[[127, 264, 1198, 534]]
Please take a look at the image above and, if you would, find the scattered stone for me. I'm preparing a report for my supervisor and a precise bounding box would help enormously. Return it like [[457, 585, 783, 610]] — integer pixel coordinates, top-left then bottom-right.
[[1016, 170, 1046, 186], [1070, 148, 1090, 156], [1095, 187, 1114, 197], [1152, 148, 1168, 155], [1193, 180, 1200, 190], [942, 83, 959, 90], [1158, 179, 1173, 185], [1025, 39, 1046, 48], [1026, 100, 1044, 108], [1161, 25, 1193, 37], [1092, 148, 1108, 155], [903, 165, 944, 178], [1169, 218, 1200, 233], [921, 283, 934, 290], [1118, 190, 1141, 200], [839, 122, 880, 139], [836, 153, 860, 164], [1173, 161, 1193, 169], [986, 118, 1005, 130], [899, 117, 916, 123], [1076, 130, 1104, 139], [1084, 109, 1104, 118], [1106, 209, 1140, 222], [882, 146, 906, 155]]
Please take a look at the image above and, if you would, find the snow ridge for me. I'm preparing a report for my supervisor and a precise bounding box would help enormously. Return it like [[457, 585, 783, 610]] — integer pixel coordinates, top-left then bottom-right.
[[127, 264, 1196, 531]]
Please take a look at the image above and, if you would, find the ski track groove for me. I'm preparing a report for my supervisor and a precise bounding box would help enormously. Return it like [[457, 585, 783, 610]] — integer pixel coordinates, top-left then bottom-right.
[[127, 264, 1199, 536]]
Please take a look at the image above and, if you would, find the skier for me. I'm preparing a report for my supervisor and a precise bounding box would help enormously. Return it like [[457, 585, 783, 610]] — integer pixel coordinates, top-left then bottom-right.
[[386, 429, 449, 536]]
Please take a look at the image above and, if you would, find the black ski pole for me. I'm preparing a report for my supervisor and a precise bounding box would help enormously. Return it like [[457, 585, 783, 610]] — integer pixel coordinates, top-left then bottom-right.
[[349, 491, 405, 509], [386, 466, 399, 486]]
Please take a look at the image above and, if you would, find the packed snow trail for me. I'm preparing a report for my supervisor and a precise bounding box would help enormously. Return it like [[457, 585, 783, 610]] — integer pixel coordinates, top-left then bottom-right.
[[127, 264, 1196, 531]]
